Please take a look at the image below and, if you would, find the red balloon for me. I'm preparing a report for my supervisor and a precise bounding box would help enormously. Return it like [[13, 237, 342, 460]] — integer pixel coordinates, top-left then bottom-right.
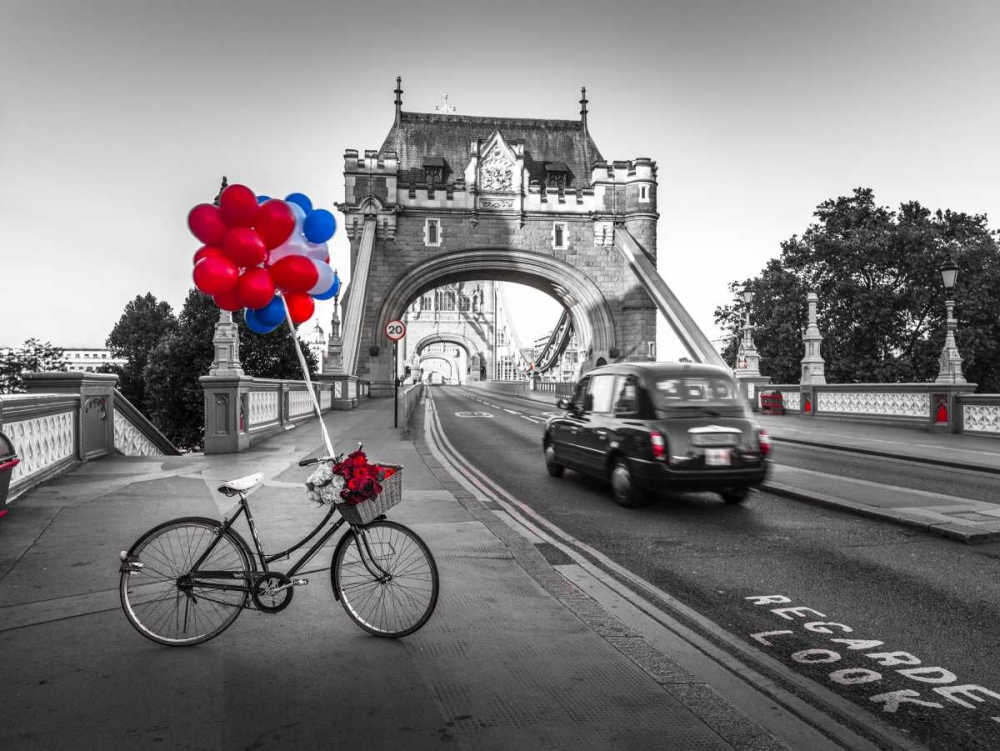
[[284, 292, 314, 325], [188, 204, 228, 246], [193, 256, 239, 296], [214, 288, 242, 311], [219, 184, 258, 228], [236, 267, 275, 310], [269, 254, 319, 293], [254, 199, 296, 250], [193, 245, 225, 264], [223, 227, 266, 268]]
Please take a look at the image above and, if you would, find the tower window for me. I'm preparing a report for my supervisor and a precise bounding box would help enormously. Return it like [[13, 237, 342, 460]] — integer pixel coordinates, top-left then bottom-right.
[[552, 222, 568, 250], [424, 218, 442, 247], [639, 185, 649, 202]]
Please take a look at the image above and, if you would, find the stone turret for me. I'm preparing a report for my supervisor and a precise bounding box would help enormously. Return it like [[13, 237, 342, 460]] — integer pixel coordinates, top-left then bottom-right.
[[800, 292, 826, 385]]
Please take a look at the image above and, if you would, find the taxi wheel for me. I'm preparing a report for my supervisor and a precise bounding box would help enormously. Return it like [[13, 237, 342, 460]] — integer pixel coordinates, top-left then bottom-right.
[[544, 441, 564, 478], [610, 458, 645, 508], [720, 487, 750, 504]]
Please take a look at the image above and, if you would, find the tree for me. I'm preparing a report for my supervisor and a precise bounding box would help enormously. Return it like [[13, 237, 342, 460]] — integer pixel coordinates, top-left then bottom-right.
[[143, 291, 218, 450], [715, 188, 1000, 389], [238, 311, 319, 379], [105, 293, 177, 411], [143, 290, 321, 450], [0, 339, 66, 393]]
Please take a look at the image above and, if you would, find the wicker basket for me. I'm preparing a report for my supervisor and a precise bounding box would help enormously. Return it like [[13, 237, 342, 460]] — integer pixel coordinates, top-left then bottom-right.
[[334, 464, 403, 525]]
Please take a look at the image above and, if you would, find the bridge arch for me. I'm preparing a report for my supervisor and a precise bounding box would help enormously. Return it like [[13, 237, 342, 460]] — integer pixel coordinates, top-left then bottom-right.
[[373, 248, 616, 358]]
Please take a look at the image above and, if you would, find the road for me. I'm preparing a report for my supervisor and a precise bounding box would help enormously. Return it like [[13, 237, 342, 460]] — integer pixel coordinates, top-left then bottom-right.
[[421, 385, 1000, 751]]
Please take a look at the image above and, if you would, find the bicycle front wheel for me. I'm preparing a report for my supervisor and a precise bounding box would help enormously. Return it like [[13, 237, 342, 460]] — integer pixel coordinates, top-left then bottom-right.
[[331, 520, 439, 638], [120, 517, 251, 646]]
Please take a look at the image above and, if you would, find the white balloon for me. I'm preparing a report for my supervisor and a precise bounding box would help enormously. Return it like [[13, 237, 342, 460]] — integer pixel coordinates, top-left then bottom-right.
[[304, 240, 328, 262], [309, 260, 335, 295], [267, 229, 309, 265]]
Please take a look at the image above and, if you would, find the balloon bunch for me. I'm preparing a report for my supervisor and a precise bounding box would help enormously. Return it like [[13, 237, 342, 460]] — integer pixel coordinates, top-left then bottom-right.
[[187, 184, 341, 332]]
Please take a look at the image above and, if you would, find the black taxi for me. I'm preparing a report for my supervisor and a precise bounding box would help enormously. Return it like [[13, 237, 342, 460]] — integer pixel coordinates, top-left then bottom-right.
[[543, 362, 771, 507]]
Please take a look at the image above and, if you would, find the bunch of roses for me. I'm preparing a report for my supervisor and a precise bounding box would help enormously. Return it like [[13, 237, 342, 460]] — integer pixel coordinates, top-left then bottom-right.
[[332, 450, 395, 506]]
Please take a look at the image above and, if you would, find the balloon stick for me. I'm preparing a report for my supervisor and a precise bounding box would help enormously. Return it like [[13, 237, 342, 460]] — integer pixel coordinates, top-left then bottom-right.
[[282, 297, 335, 458]]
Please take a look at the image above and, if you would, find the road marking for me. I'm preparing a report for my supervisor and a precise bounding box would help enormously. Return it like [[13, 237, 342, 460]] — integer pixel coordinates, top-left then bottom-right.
[[521, 415, 543, 424], [455, 411, 493, 418], [503, 408, 519, 415], [421, 392, 879, 751]]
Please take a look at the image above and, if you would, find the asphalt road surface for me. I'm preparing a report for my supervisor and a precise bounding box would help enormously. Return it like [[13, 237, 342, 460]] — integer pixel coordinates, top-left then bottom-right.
[[423, 385, 1000, 751]]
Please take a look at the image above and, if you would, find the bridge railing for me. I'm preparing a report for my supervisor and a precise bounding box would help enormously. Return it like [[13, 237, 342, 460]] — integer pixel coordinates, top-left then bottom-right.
[[0, 373, 180, 503], [200, 373, 371, 454], [396, 383, 424, 431], [762, 382, 981, 434]]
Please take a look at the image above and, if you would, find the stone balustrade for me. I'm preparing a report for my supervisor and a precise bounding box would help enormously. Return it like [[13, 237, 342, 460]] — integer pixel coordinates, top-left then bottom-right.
[[763, 382, 978, 433], [199, 373, 370, 454], [0, 373, 179, 502]]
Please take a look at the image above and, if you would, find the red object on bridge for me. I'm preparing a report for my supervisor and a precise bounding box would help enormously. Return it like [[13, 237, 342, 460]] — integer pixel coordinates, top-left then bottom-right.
[[760, 391, 784, 416], [804, 398, 812, 413], [936, 404, 948, 423]]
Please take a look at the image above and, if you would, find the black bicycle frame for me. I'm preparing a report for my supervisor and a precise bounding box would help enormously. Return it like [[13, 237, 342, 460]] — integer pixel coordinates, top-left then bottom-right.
[[186, 495, 390, 593]]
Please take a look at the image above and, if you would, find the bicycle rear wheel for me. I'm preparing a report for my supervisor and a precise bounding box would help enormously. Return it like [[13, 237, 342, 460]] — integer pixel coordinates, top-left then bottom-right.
[[120, 517, 251, 646], [331, 520, 439, 638]]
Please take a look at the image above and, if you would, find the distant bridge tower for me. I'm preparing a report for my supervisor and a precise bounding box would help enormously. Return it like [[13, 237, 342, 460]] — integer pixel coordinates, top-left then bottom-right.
[[336, 80, 717, 397]]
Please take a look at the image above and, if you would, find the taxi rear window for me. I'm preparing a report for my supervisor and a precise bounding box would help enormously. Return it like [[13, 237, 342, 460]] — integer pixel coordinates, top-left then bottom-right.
[[654, 377, 739, 405]]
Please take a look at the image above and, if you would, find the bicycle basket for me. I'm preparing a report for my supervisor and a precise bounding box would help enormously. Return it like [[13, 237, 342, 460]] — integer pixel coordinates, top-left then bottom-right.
[[335, 464, 403, 525]]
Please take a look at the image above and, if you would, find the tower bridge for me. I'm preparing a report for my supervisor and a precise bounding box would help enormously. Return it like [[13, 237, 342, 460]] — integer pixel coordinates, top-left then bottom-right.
[[331, 80, 726, 397]]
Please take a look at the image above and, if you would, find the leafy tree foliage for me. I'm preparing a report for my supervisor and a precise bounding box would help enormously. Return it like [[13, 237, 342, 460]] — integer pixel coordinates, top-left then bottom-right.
[[715, 188, 1000, 390], [0, 339, 66, 393], [141, 291, 320, 450], [143, 291, 218, 450], [238, 311, 319, 379], [105, 293, 177, 411]]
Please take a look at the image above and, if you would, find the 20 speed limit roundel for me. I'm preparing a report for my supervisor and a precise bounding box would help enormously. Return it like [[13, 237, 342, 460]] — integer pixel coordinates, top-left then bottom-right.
[[385, 319, 406, 341]]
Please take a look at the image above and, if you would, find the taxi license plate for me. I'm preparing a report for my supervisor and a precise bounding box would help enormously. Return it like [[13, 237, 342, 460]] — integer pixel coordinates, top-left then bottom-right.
[[704, 448, 731, 466]]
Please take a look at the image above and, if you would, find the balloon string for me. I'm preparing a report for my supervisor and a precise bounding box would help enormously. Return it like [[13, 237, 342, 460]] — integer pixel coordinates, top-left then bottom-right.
[[282, 298, 335, 458]]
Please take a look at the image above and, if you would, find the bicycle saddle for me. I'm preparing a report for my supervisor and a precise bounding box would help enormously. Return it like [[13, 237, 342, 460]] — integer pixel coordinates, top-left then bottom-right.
[[217, 472, 264, 496]]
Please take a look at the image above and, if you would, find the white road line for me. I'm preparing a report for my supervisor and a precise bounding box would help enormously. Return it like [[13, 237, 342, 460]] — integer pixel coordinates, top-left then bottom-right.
[[521, 415, 543, 423], [503, 408, 519, 415]]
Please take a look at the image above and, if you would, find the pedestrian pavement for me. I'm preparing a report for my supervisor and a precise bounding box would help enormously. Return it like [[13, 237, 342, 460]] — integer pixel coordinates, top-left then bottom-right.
[[2, 394, 906, 751], [506, 386, 1000, 545]]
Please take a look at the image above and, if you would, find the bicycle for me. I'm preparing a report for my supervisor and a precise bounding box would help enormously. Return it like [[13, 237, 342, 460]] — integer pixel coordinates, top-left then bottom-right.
[[118, 453, 439, 646]]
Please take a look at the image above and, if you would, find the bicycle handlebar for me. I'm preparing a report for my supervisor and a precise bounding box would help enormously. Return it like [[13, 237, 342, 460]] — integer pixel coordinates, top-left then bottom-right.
[[298, 443, 361, 468]]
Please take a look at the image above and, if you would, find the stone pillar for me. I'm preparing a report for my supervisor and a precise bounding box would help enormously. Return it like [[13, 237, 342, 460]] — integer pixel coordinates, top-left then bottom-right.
[[324, 297, 344, 374], [210, 311, 244, 377], [22, 373, 118, 460], [800, 292, 826, 385], [733, 297, 770, 410], [935, 296, 966, 384], [200, 375, 251, 454]]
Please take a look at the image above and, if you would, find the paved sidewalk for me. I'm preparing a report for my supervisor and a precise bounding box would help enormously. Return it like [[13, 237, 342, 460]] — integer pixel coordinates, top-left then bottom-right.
[[0, 396, 892, 750], [496, 385, 1000, 545]]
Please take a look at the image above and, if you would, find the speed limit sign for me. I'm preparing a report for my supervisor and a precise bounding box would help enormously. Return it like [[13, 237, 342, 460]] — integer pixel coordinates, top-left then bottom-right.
[[385, 319, 406, 341]]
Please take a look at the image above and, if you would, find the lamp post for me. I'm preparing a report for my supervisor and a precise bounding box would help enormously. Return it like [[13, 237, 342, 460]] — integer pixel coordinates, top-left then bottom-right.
[[935, 251, 966, 384], [736, 284, 759, 374]]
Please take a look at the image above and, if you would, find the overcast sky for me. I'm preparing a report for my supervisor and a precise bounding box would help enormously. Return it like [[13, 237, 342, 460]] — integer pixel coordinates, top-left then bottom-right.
[[2, 0, 998, 360]]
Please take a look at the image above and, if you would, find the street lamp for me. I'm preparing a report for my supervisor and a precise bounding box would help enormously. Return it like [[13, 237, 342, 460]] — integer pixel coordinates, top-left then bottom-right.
[[736, 284, 755, 370], [935, 251, 966, 383]]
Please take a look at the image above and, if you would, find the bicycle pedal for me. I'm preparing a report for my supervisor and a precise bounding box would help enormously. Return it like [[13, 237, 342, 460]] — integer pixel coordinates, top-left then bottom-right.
[[293, 578, 308, 586]]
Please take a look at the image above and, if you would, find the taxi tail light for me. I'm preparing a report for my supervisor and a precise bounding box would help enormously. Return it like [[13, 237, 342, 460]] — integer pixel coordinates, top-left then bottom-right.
[[650, 430, 667, 461], [757, 429, 771, 456]]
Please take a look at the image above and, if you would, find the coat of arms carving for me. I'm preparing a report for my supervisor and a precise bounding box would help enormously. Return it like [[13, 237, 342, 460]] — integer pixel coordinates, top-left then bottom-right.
[[479, 146, 513, 192]]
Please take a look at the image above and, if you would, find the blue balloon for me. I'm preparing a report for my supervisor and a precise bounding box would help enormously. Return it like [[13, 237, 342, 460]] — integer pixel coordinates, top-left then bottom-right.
[[304, 209, 336, 243], [256, 194, 271, 204], [313, 271, 341, 301], [244, 308, 279, 334], [255, 295, 286, 327], [284, 192, 313, 214]]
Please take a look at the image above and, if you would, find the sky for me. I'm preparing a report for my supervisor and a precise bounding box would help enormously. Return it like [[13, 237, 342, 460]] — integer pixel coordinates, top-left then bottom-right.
[[2, 0, 998, 361]]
